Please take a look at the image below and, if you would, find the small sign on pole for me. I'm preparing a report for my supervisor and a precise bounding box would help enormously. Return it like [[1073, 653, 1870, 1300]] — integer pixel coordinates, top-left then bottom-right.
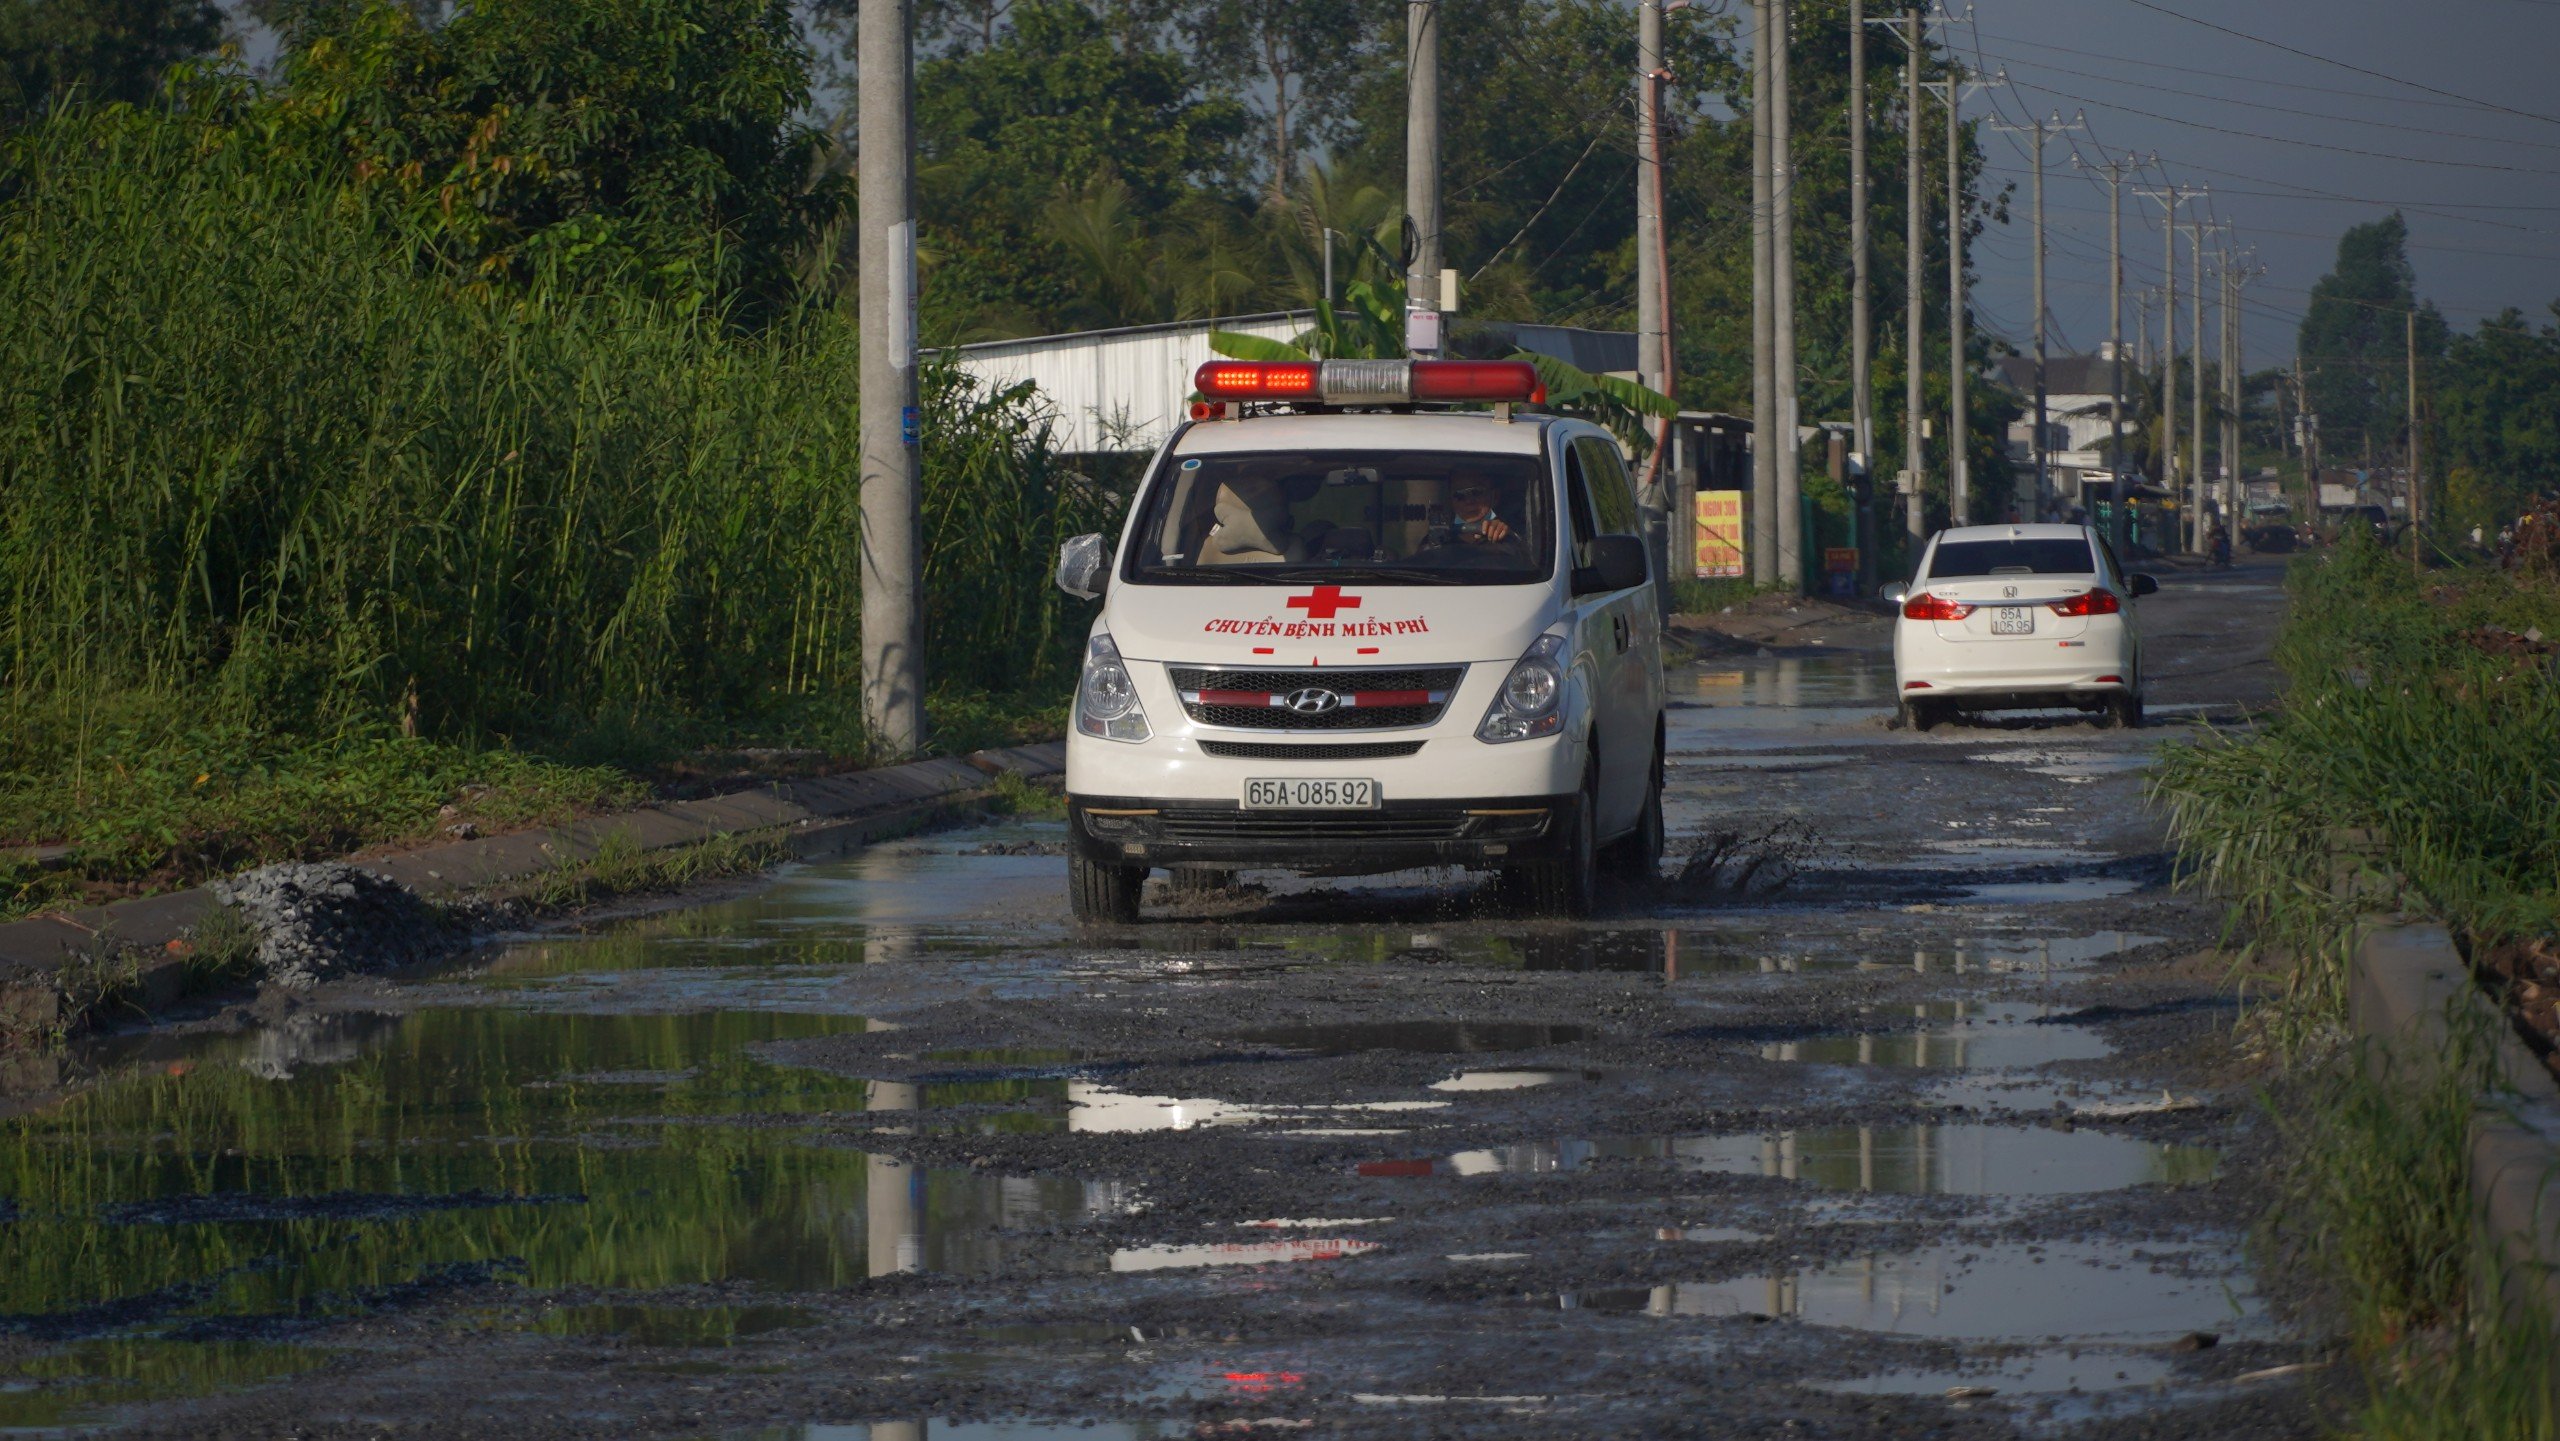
[[1695, 490, 1745, 578], [1823, 546, 1858, 598]]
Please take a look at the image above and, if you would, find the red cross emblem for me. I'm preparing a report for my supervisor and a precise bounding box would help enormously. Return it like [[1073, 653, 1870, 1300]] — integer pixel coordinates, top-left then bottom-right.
[[1284, 585, 1363, 620]]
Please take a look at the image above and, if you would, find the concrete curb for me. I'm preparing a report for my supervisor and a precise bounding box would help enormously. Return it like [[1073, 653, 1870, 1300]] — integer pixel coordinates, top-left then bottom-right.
[[2348, 918, 2560, 1331], [0, 741, 1064, 1037]]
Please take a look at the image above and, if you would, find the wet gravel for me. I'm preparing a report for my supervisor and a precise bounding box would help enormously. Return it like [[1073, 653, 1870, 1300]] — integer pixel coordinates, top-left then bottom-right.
[[0, 560, 2349, 1439]]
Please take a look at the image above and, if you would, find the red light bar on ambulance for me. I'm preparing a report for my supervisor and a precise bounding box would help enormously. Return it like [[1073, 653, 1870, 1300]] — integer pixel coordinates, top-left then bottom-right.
[[1193, 359, 1546, 407]]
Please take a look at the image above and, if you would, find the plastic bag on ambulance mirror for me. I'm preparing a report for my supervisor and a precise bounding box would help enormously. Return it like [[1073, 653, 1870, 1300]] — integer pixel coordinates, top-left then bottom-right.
[[1056, 533, 1109, 600]]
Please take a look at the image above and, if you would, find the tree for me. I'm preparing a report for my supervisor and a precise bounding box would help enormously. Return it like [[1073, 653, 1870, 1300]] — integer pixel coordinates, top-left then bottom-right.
[[2298, 213, 2447, 467], [0, 0, 222, 126], [266, 0, 838, 312], [1187, 0, 1383, 200], [2431, 305, 2560, 532], [913, 0, 1247, 334]]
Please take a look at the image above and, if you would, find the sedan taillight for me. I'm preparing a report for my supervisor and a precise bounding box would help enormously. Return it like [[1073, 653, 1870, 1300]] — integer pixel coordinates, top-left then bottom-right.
[[2049, 588, 2122, 616], [1903, 593, 1974, 621]]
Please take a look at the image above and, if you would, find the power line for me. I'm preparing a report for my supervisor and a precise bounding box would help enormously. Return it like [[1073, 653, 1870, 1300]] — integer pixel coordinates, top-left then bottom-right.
[[2113, 0, 2560, 129], [2000, 72, 2560, 176], [1968, 26, 2526, 116]]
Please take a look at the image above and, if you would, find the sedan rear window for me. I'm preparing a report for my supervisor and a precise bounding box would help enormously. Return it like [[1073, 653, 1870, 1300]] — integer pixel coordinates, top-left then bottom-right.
[[1928, 538, 2096, 578]]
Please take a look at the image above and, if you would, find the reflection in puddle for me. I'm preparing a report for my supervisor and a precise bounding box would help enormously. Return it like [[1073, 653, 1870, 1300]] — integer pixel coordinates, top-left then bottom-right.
[[1231, 1021, 1587, 1054], [1559, 1240, 2260, 1341], [0, 1341, 328, 1431], [536, 1304, 817, 1347], [1657, 1225, 1765, 1244], [1428, 1069, 1593, 1092], [0, 1006, 1133, 1418], [1880, 931, 2165, 975], [1110, 1238, 1383, 1272], [1394, 1124, 2217, 1195], [765, 1425, 1169, 1440], [1958, 876, 2144, 905], [1763, 1002, 2112, 1070], [1818, 1348, 2177, 1397], [1975, 749, 2159, 783]]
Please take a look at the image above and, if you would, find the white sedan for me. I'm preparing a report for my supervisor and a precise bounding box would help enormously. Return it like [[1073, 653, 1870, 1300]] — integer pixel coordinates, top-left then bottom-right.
[[1882, 523, 2156, 731]]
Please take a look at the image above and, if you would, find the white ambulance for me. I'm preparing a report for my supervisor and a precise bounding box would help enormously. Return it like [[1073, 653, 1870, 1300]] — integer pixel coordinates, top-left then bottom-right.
[[1054, 358, 1667, 922]]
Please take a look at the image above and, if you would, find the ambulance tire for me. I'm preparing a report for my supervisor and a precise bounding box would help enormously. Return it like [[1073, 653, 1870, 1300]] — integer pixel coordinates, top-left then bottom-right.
[[1502, 760, 1598, 918], [1601, 726, 1666, 881], [1069, 853, 1144, 923]]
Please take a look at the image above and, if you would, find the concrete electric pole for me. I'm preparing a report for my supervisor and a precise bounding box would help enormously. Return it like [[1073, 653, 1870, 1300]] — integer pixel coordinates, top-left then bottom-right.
[[1848, 0, 1874, 590], [2184, 219, 2216, 552], [859, 0, 924, 758], [2407, 305, 2424, 574], [1750, 0, 1776, 583], [1637, 0, 1664, 403], [2074, 150, 2148, 558], [1772, 1, 1802, 593], [1864, 5, 1926, 559], [1920, 67, 1996, 526], [1404, 0, 1442, 356], [1985, 111, 2081, 521], [2136, 184, 2199, 549]]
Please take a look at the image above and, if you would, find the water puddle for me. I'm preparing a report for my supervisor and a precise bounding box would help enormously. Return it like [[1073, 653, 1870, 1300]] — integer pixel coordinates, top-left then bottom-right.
[[1874, 931, 2165, 975], [747, 1425, 1166, 1440], [1817, 1348, 2176, 1397], [535, 1303, 818, 1346], [1557, 1240, 2261, 1342], [1975, 749, 2159, 783], [1761, 1002, 2112, 1070], [1385, 1123, 2217, 1195], [1957, 876, 2145, 905], [1657, 1225, 1767, 1244], [0, 1007, 1132, 1365], [1427, 1069, 1594, 1092], [1110, 1238, 1383, 1272], [1230, 1021, 1587, 1054], [0, 1340, 329, 1431]]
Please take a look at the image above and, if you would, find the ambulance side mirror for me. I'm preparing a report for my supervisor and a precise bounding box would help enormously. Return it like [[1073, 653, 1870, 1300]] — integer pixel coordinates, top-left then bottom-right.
[[1056, 533, 1110, 600]]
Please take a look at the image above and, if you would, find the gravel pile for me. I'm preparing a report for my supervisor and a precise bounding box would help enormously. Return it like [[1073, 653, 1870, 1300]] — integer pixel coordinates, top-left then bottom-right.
[[209, 863, 474, 988]]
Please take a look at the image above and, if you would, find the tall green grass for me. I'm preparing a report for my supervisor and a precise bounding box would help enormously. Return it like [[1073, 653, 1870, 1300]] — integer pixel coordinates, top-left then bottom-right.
[[2154, 533, 2560, 1437], [0, 101, 1110, 897]]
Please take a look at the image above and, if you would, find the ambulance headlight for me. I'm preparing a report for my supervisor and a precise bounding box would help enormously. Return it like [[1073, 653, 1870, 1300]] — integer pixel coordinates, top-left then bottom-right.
[[1477, 634, 1566, 743], [1077, 633, 1151, 743]]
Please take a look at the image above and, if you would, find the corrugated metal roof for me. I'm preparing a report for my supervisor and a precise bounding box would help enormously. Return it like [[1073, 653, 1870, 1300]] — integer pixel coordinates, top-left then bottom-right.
[[942, 312, 1312, 454]]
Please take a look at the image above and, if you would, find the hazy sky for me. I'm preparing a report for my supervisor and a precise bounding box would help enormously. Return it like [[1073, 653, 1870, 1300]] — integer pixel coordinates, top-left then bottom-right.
[[1935, 0, 2560, 367]]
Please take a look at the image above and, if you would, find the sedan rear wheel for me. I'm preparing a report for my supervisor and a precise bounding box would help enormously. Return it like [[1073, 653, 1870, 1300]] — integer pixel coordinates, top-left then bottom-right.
[[1900, 699, 1943, 733]]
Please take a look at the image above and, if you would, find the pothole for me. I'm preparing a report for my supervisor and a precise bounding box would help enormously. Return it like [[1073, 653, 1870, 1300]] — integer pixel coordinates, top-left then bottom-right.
[[1386, 1124, 2218, 1195], [1554, 1240, 2261, 1341], [1427, 1068, 1597, 1092], [1110, 1238, 1383, 1272], [1230, 1021, 1588, 1054], [1957, 877, 2145, 905], [533, 1304, 816, 1347], [1814, 1347, 2177, 1397], [1761, 1002, 2112, 1069]]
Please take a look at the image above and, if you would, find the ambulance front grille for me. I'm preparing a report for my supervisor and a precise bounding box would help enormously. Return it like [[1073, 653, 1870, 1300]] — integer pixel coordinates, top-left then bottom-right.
[[1166, 665, 1466, 731]]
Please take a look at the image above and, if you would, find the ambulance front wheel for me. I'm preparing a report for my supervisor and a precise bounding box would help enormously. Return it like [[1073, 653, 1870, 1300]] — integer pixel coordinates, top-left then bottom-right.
[[1070, 852, 1144, 923]]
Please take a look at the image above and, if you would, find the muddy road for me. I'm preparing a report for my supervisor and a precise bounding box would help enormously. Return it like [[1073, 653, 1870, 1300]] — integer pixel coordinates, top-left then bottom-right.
[[0, 560, 2332, 1439]]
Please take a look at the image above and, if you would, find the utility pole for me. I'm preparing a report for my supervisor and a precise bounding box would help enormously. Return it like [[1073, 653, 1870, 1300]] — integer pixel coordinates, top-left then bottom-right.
[[2136, 184, 2199, 550], [1772, 1, 1803, 592], [2074, 150, 2147, 559], [1920, 66, 1996, 526], [1750, 0, 1776, 583], [859, 0, 923, 758], [2184, 220, 2215, 553], [1404, 0, 1442, 356], [1848, 0, 1874, 590], [1866, 5, 1927, 558], [1637, 0, 1664, 405], [2407, 305, 2423, 574], [1986, 111, 2082, 522]]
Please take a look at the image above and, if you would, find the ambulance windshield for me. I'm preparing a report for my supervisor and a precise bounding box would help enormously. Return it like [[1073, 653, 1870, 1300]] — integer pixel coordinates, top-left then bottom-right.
[[1126, 449, 1554, 585]]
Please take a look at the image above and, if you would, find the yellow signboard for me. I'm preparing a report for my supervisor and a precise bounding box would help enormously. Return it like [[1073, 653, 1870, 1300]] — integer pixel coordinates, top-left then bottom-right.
[[1694, 490, 1745, 578]]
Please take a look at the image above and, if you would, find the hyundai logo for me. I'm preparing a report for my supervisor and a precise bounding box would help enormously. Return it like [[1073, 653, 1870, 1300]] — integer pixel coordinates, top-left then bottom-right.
[[1284, 687, 1342, 715]]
